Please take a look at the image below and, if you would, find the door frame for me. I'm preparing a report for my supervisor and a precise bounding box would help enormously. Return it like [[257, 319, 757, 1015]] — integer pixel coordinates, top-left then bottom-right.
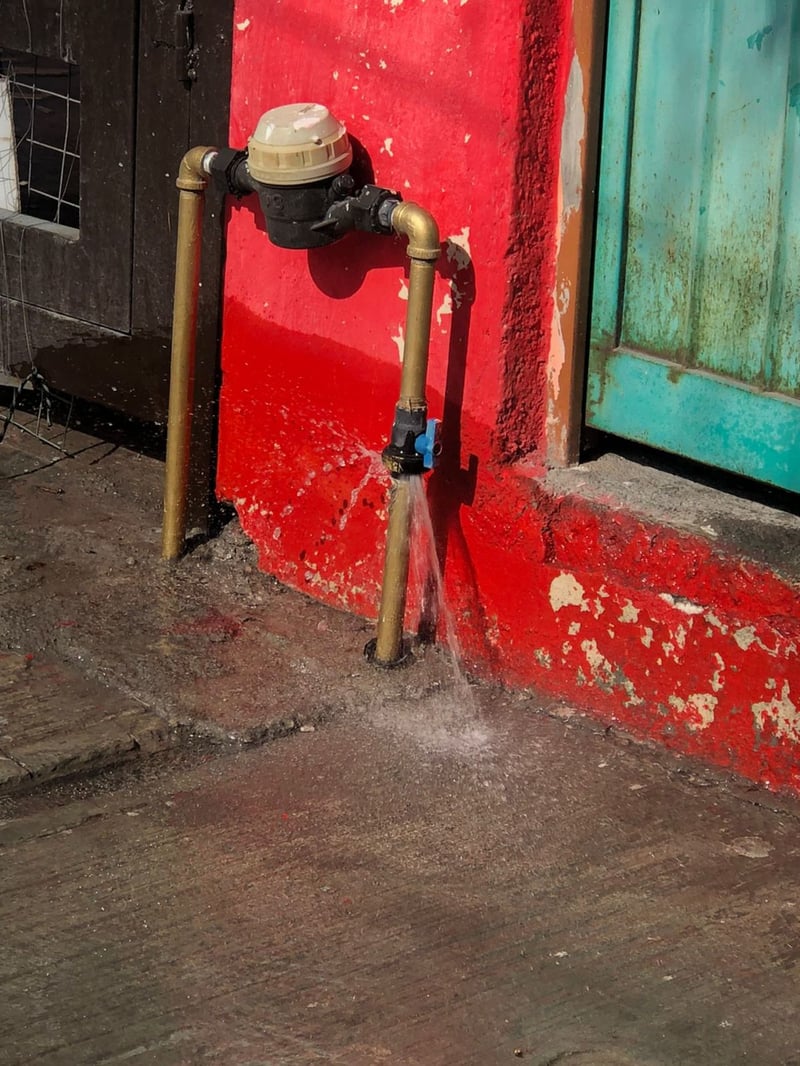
[[549, 0, 609, 467]]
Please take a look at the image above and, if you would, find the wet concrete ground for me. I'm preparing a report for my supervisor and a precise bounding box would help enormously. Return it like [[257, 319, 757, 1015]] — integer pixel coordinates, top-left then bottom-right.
[[2, 403, 800, 1063], [0, 406, 466, 787], [2, 698, 800, 1065]]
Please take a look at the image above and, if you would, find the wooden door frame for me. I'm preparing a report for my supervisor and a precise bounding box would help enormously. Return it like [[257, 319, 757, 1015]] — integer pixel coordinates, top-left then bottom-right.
[[548, 0, 609, 467]]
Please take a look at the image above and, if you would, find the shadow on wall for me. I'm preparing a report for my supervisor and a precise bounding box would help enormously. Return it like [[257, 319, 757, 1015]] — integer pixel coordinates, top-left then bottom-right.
[[420, 243, 479, 644]]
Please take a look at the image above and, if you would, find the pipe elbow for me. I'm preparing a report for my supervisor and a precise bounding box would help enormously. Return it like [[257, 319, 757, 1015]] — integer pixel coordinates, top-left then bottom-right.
[[177, 145, 216, 191], [391, 202, 441, 261]]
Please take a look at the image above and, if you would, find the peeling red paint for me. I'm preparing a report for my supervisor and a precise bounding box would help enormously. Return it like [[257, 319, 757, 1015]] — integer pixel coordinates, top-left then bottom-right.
[[218, 1, 800, 797]]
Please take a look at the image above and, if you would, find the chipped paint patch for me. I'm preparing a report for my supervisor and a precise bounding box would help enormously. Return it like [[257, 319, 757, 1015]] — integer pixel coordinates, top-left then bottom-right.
[[391, 325, 405, 362], [445, 227, 471, 267], [753, 681, 798, 743], [580, 639, 643, 706], [641, 627, 654, 648], [397, 278, 409, 301], [732, 626, 779, 657], [581, 639, 613, 686], [618, 600, 640, 624], [747, 25, 773, 51], [381, 137, 394, 157], [710, 653, 726, 693], [568, 621, 581, 636], [669, 693, 718, 732], [435, 291, 453, 325], [236, 17, 251, 30], [734, 626, 758, 651], [660, 593, 705, 616], [549, 573, 589, 613], [546, 275, 567, 459], [559, 53, 584, 230]]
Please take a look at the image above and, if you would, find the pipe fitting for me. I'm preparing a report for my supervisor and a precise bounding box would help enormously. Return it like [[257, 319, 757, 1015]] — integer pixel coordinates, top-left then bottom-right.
[[176, 145, 216, 191], [208, 147, 254, 198], [311, 184, 400, 241], [390, 201, 441, 261], [382, 402, 429, 477]]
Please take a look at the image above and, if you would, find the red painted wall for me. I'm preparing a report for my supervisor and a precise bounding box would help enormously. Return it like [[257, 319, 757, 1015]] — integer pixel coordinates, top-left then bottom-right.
[[218, 0, 800, 795]]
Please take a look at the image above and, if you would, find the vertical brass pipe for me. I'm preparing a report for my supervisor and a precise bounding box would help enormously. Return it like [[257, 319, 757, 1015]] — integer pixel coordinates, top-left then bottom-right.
[[398, 256, 437, 403], [161, 147, 216, 561], [373, 203, 440, 665], [374, 477, 413, 665]]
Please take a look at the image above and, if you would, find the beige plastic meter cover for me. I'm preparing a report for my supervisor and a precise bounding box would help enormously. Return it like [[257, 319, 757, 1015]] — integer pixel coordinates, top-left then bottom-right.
[[247, 103, 353, 186]]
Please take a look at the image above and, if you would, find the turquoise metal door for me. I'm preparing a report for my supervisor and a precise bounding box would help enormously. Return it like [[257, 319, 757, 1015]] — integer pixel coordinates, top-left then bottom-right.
[[588, 0, 800, 493]]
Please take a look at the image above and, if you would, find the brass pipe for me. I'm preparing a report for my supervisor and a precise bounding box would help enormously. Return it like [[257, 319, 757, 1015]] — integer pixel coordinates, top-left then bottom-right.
[[374, 477, 413, 665], [373, 202, 440, 665], [161, 146, 216, 561]]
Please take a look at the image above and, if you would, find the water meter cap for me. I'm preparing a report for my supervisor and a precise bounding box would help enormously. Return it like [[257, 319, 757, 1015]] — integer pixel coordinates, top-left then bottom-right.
[[247, 103, 353, 186]]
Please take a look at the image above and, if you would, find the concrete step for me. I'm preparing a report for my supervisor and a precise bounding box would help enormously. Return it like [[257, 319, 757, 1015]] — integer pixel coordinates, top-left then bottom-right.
[[0, 651, 171, 793]]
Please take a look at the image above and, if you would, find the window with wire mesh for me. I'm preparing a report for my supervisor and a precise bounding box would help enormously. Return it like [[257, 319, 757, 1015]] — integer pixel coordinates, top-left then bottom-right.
[[0, 48, 80, 230]]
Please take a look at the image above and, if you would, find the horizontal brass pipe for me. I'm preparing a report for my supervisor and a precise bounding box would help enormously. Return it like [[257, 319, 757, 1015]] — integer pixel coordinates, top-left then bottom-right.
[[161, 146, 216, 561], [373, 202, 440, 666]]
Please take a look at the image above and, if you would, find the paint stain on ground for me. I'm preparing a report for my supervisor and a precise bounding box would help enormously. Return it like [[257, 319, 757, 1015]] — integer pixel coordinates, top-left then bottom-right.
[[171, 610, 243, 642]]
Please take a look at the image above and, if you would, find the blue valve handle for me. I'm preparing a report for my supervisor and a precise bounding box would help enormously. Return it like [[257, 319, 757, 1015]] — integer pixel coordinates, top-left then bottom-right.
[[414, 418, 442, 470]]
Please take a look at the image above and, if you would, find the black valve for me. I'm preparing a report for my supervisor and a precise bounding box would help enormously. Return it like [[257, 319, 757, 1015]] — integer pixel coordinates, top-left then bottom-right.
[[381, 404, 429, 477], [208, 148, 253, 199], [311, 184, 401, 241]]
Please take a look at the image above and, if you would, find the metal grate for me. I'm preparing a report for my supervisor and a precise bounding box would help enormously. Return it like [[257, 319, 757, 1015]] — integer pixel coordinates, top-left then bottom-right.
[[0, 48, 80, 230]]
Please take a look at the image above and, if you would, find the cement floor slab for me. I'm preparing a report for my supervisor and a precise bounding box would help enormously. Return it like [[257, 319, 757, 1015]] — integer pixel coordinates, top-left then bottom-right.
[[1, 700, 798, 1065], [0, 651, 170, 793], [2, 403, 799, 1064]]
